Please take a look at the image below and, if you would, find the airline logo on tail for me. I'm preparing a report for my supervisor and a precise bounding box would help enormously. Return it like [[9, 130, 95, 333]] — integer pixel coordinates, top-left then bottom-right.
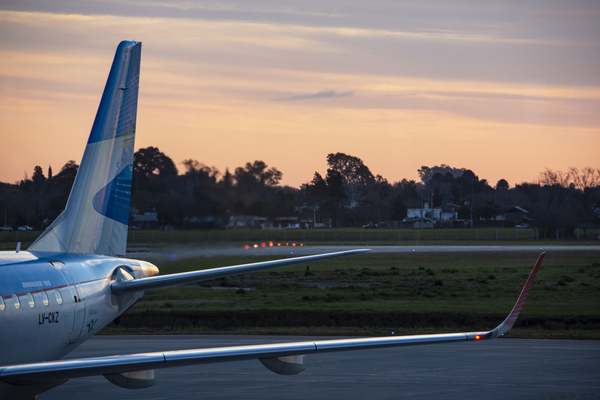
[[92, 163, 133, 226]]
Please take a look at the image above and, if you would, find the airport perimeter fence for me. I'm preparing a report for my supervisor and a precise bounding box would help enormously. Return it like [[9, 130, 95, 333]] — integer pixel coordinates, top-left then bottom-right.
[[3, 227, 599, 246], [2, 227, 599, 246]]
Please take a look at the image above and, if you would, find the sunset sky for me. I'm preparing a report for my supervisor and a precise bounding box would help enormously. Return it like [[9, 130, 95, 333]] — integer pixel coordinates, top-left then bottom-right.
[[1, 1, 599, 189]]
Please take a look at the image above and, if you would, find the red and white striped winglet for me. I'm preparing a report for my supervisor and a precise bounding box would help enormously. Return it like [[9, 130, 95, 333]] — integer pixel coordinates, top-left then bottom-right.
[[492, 252, 545, 338]]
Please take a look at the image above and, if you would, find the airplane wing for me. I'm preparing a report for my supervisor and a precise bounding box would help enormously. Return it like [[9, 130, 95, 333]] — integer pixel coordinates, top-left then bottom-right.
[[0, 253, 545, 387], [112, 249, 370, 294]]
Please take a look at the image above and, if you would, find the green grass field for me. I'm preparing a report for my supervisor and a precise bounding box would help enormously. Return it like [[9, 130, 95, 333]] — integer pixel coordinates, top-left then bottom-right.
[[2, 227, 599, 250], [104, 249, 600, 339], [2, 229, 597, 338]]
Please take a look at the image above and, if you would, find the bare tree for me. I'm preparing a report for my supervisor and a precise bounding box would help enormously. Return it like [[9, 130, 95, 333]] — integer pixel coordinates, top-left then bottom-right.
[[538, 168, 571, 207], [568, 167, 600, 228], [569, 167, 600, 192]]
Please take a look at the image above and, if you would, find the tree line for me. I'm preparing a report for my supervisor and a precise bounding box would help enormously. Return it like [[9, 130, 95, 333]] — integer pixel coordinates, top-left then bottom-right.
[[1, 146, 598, 238]]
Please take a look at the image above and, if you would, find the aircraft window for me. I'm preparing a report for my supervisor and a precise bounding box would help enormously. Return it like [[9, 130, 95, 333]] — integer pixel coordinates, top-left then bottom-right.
[[12, 293, 20, 310], [26, 292, 35, 308], [41, 291, 49, 306], [55, 290, 63, 305], [0, 296, 5, 311]]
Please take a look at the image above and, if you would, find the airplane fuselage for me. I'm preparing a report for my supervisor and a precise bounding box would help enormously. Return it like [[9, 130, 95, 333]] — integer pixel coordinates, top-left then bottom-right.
[[0, 251, 158, 365]]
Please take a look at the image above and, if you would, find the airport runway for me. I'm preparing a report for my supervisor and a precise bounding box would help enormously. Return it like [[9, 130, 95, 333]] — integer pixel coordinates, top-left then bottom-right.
[[42, 335, 600, 400], [127, 244, 600, 260]]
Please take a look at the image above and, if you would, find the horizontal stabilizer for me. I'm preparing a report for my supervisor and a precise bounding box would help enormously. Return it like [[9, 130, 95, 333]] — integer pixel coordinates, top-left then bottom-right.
[[112, 249, 370, 295]]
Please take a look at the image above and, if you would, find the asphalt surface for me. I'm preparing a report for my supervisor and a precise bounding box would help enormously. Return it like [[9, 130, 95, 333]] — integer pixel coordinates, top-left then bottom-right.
[[41, 335, 600, 400], [127, 244, 600, 261]]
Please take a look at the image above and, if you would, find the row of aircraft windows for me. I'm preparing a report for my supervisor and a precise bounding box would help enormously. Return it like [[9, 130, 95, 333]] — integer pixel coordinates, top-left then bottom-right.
[[0, 290, 64, 311]]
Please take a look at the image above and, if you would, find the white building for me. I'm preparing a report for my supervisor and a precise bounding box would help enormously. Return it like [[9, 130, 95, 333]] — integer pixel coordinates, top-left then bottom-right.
[[405, 202, 459, 227]]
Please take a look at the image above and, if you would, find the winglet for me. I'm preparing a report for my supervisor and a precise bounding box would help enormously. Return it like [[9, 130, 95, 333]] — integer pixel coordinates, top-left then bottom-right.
[[467, 252, 545, 340]]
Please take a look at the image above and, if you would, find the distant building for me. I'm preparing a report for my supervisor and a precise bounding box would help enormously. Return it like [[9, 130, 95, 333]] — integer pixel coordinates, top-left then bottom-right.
[[132, 212, 159, 229], [404, 202, 459, 228], [297, 206, 331, 229], [227, 215, 267, 229], [400, 216, 434, 229], [272, 217, 300, 229], [504, 206, 532, 226]]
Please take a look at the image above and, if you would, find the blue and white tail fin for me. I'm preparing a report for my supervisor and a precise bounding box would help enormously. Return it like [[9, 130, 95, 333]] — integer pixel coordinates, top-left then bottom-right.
[[29, 41, 141, 257]]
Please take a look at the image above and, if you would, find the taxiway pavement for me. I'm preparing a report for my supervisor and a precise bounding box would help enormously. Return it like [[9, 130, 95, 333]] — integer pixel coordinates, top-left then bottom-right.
[[43, 335, 600, 400], [127, 244, 600, 261]]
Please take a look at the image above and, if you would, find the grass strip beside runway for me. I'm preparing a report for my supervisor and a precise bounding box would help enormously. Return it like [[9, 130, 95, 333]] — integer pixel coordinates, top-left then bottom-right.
[[102, 250, 600, 339]]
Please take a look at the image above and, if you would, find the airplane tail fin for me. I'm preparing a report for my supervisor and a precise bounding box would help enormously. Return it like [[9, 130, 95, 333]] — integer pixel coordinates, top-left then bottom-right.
[[29, 41, 141, 257]]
